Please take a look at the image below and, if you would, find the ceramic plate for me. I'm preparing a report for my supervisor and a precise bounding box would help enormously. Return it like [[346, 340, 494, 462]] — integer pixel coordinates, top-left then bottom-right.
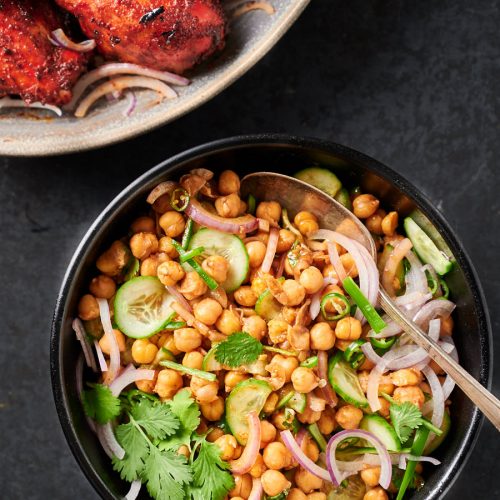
[[0, 1, 309, 156]]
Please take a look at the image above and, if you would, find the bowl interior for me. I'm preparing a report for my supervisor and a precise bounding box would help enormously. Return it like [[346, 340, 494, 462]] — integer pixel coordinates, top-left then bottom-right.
[[51, 136, 490, 499]]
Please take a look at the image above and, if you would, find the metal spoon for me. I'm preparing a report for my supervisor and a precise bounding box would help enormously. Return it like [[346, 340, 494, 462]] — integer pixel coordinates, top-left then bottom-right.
[[241, 172, 500, 431]]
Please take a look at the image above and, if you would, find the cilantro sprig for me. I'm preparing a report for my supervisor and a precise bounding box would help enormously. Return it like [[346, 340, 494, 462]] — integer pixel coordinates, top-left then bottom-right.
[[214, 331, 263, 367], [81, 383, 121, 424]]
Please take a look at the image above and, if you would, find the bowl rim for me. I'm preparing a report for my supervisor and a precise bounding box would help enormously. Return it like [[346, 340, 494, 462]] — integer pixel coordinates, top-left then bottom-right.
[[51, 133, 492, 499]]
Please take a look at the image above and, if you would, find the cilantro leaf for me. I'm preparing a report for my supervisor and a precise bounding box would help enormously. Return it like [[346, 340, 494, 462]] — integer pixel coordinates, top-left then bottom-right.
[[389, 401, 423, 444], [112, 422, 148, 481], [187, 438, 234, 500], [130, 399, 180, 441], [81, 383, 121, 424], [142, 445, 192, 500], [214, 332, 263, 367]]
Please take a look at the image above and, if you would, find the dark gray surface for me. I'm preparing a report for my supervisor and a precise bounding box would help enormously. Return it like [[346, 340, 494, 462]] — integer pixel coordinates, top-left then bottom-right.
[[0, 0, 498, 498]]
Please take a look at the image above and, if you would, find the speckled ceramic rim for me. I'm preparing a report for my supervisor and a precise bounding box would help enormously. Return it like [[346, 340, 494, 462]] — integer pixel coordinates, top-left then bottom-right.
[[1, 3, 309, 157], [51, 134, 492, 499]]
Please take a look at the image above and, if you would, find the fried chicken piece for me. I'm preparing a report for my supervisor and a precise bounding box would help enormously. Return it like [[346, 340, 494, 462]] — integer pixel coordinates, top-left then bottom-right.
[[0, 0, 88, 105], [55, 0, 226, 74]]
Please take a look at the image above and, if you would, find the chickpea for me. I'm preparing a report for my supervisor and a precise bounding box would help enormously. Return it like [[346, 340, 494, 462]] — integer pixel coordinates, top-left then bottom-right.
[[261, 470, 291, 497], [207, 427, 225, 442], [230, 474, 253, 499], [218, 170, 240, 195], [178, 271, 208, 300], [302, 435, 320, 463], [260, 421, 277, 448], [174, 327, 202, 352], [263, 442, 290, 470], [378, 397, 391, 417], [335, 339, 353, 351], [335, 317, 362, 341], [272, 410, 292, 430], [225, 371, 249, 391], [246, 241, 267, 268], [98, 330, 126, 357], [299, 266, 324, 294], [158, 236, 179, 258], [131, 338, 158, 364], [272, 355, 299, 382], [200, 396, 224, 422], [393, 386, 425, 410], [363, 486, 388, 500], [96, 241, 129, 276], [322, 264, 338, 280], [310, 322, 336, 351], [130, 232, 159, 260], [202, 255, 229, 283], [268, 319, 289, 343], [288, 489, 307, 500], [281, 279, 306, 306], [440, 315, 454, 336], [136, 372, 157, 393], [182, 351, 204, 370], [131, 216, 156, 234], [250, 453, 267, 478], [89, 275, 116, 299], [390, 368, 422, 387], [159, 211, 185, 238], [294, 211, 317, 225], [242, 315, 267, 341], [281, 306, 297, 325], [365, 209, 386, 235], [298, 219, 320, 236], [276, 229, 296, 253], [156, 260, 185, 286], [340, 253, 359, 278], [177, 445, 190, 458], [193, 298, 223, 325], [78, 294, 100, 320], [191, 376, 219, 404], [360, 467, 381, 488], [297, 406, 322, 425], [353, 194, 380, 219], [307, 494, 327, 500], [215, 193, 242, 218], [154, 369, 183, 399], [263, 393, 279, 414], [234, 286, 258, 307], [357, 371, 394, 395], [215, 434, 238, 460], [335, 405, 363, 430], [292, 367, 319, 393], [256, 201, 282, 223], [141, 252, 170, 276], [215, 309, 242, 335], [159, 332, 182, 355], [381, 211, 398, 236], [318, 409, 336, 435], [295, 467, 323, 494], [251, 275, 268, 297]]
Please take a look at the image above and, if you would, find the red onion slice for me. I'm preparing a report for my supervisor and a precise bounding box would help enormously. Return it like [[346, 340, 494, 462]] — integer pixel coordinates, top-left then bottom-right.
[[231, 412, 261, 474], [0, 97, 63, 116], [361, 342, 384, 365], [49, 28, 96, 52], [248, 478, 263, 500], [395, 291, 432, 310], [310, 277, 338, 320], [185, 198, 259, 235], [327, 241, 347, 282], [96, 422, 125, 460], [94, 339, 108, 372], [428, 318, 441, 342], [413, 299, 455, 331], [124, 480, 142, 500], [398, 453, 441, 470], [166, 285, 192, 312], [261, 228, 279, 273], [97, 298, 121, 385], [72, 318, 98, 372], [275, 252, 287, 278], [382, 238, 413, 297], [124, 91, 137, 117], [318, 351, 338, 407], [404, 250, 429, 295], [281, 430, 331, 482], [325, 429, 392, 488], [367, 362, 387, 412], [422, 365, 445, 447], [295, 428, 308, 447], [109, 368, 155, 397]]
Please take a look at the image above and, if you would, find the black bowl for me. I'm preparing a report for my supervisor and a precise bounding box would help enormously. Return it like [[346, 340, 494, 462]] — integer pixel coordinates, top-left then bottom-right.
[[51, 134, 492, 500]]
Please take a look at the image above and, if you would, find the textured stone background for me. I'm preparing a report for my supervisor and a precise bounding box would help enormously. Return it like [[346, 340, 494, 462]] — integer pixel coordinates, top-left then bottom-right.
[[0, 0, 498, 498]]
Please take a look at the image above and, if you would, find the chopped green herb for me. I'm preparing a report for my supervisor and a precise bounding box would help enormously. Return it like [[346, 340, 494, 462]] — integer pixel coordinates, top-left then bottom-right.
[[81, 383, 121, 425], [215, 332, 263, 367]]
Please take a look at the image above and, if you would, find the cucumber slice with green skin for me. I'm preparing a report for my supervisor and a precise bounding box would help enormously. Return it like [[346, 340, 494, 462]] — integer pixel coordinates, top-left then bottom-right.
[[184, 228, 249, 292], [294, 167, 343, 198], [359, 414, 401, 452], [288, 392, 307, 413], [334, 187, 352, 210], [114, 276, 175, 339], [255, 289, 282, 321], [328, 352, 368, 409], [404, 217, 453, 275], [226, 378, 272, 444], [424, 410, 451, 454]]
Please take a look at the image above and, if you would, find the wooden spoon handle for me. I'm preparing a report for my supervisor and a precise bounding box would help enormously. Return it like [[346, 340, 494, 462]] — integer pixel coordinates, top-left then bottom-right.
[[379, 289, 500, 431]]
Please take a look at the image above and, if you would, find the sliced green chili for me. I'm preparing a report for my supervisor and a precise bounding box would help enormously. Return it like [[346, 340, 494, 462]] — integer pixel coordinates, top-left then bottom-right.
[[170, 187, 190, 212], [300, 356, 318, 368], [370, 335, 396, 350], [439, 278, 450, 299], [320, 292, 351, 321], [247, 194, 256, 215], [308, 423, 327, 452], [159, 360, 216, 381], [342, 277, 387, 333], [181, 218, 194, 249], [425, 269, 439, 295], [162, 321, 187, 330], [179, 246, 205, 263], [343, 339, 366, 369]]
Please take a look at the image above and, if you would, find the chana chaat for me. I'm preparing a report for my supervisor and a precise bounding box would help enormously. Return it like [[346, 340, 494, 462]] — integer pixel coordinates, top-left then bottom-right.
[[74, 167, 457, 500]]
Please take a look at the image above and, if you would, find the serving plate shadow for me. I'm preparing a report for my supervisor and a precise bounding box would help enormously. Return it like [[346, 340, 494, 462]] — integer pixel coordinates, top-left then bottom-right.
[[0, 1, 309, 157], [51, 134, 492, 499]]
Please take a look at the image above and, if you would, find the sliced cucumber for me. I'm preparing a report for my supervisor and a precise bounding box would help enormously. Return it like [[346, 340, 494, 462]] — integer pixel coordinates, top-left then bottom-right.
[[255, 289, 282, 321], [226, 378, 272, 444], [185, 228, 249, 292], [328, 352, 368, 409], [288, 392, 307, 413], [123, 257, 140, 282], [294, 167, 343, 198], [334, 187, 352, 210], [359, 414, 401, 451], [404, 217, 453, 275], [202, 346, 223, 371], [424, 410, 451, 454], [114, 276, 175, 339]]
